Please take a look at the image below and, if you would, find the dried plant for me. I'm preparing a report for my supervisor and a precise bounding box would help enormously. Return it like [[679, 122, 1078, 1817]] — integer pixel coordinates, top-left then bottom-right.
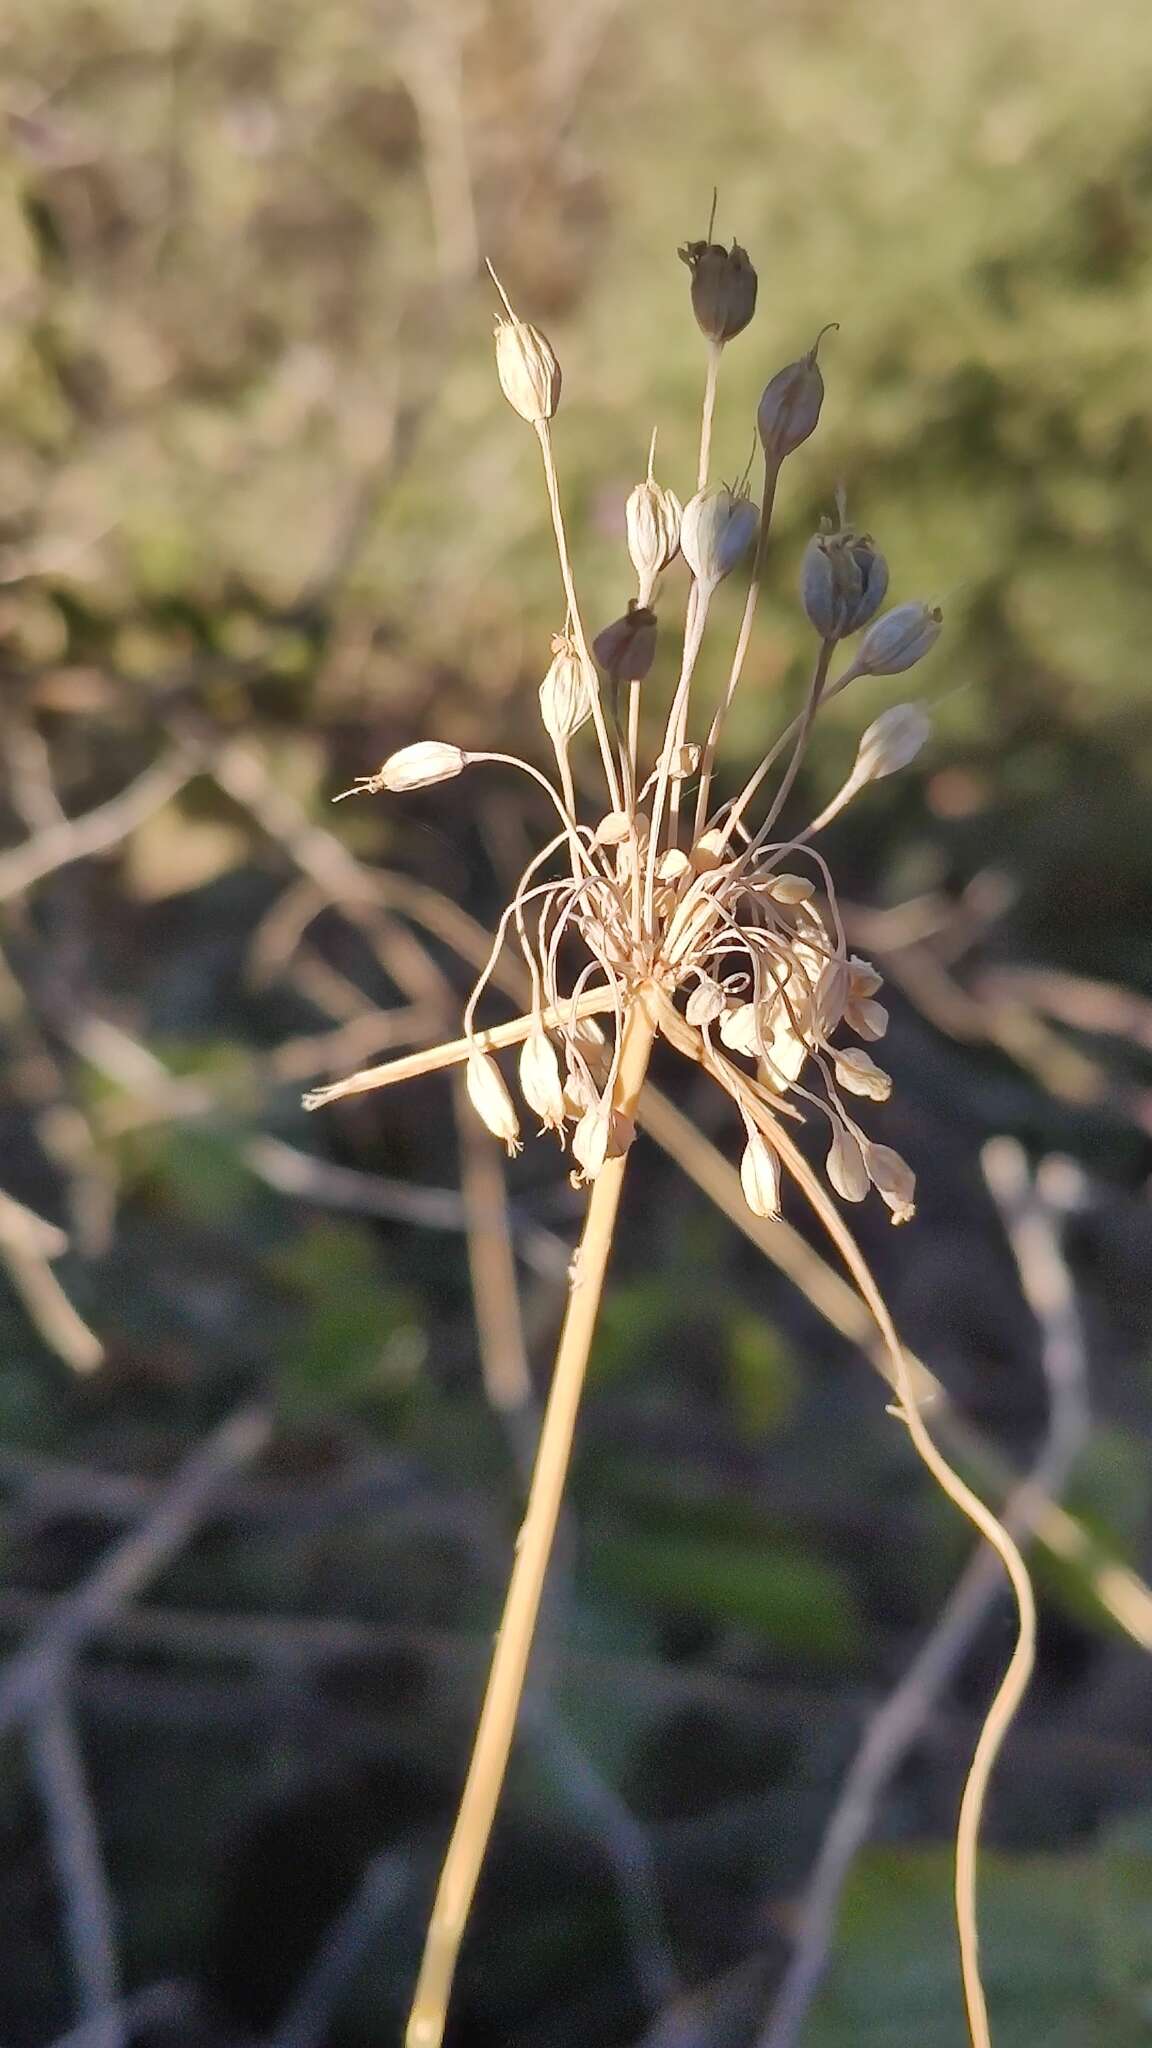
[[314, 223, 1036, 2048]]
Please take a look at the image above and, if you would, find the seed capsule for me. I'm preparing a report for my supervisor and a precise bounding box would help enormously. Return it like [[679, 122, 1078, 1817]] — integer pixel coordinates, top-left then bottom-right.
[[593, 603, 657, 683], [539, 634, 592, 748], [335, 740, 467, 799], [757, 327, 834, 462], [826, 1122, 868, 1203], [855, 602, 943, 677], [863, 1140, 917, 1224], [833, 1047, 893, 1102], [466, 1050, 522, 1155], [489, 268, 561, 423], [626, 470, 682, 603], [680, 486, 758, 591], [677, 236, 759, 345], [800, 527, 889, 641], [739, 1114, 782, 1218], [855, 703, 933, 782], [519, 1028, 567, 1132]]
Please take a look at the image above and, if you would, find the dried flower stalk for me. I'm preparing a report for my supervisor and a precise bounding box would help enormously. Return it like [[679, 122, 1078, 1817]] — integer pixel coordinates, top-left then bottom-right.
[[317, 229, 1034, 2048]]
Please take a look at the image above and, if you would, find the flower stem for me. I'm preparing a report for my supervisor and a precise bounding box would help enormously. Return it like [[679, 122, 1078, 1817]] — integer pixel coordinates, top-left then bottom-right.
[[534, 420, 623, 814], [404, 988, 660, 2048]]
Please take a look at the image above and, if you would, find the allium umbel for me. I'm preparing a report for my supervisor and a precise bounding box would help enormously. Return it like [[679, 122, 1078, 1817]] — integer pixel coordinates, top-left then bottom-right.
[[312, 231, 1033, 2048]]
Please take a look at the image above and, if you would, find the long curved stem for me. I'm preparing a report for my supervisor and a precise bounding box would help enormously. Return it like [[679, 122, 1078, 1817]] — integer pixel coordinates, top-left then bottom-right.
[[693, 455, 781, 839], [404, 988, 660, 2048], [759, 1113, 1035, 2048], [534, 420, 622, 813]]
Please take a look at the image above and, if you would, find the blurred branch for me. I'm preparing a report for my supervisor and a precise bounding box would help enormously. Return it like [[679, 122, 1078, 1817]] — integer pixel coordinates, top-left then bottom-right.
[[0, 747, 195, 901], [0, 1403, 272, 1735], [755, 1139, 1090, 2048], [27, 1690, 124, 2048], [0, 1187, 103, 1373], [267, 1848, 412, 2048]]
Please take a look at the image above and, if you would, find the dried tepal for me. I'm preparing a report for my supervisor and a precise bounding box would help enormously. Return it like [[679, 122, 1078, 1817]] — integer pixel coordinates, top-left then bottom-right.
[[313, 214, 1035, 2048]]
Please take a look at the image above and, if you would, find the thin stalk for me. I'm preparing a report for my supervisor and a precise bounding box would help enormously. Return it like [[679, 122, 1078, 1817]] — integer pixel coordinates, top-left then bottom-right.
[[693, 456, 781, 839], [697, 339, 722, 491], [752, 637, 835, 844], [404, 988, 659, 2048], [644, 584, 710, 930], [534, 420, 623, 814], [760, 1110, 1036, 2048]]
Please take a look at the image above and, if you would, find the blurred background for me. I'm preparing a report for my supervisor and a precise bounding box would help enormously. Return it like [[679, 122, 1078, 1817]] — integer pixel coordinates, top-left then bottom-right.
[[1, 0, 1152, 2043]]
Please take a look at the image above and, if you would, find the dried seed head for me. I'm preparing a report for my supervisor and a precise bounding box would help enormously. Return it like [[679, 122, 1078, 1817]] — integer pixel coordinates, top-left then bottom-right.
[[336, 740, 467, 799], [539, 634, 592, 748], [833, 1046, 893, 1102], [677, 236, 759, 344], [466, 1050, 522, 1155], [855, 602, 943, 677], [739, 1115, 782, 1219], [489, 268, 561, 423], [593, 603, 658, 683], [855, 703, 933, 782], [680, 486, 758, 591], [626, 469, 682, 602], [827, 1122, 869, 1203], [800, 526, 889, 641], [518, 1028, 567, 1131], [863, 1140, 917, 1224], [757, 327, 834, 462]]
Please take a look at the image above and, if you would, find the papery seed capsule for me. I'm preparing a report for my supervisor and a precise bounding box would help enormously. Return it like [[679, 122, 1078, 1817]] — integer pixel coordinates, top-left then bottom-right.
[[658, 847, 692, 883], [491, 276, 561, 424], [833, 1046, 893, 1102], [740, 1115, 782, 1219], [539, 634, 592, 747], [827, 1123, 868, 1203], [593, 810, 632, 847], [466, 1050, 522, 1155], [677, 237, 758, 344], [339, 740, 466, 797], [719, 1002, 761, 1057], [680, 486, 758, 591], [801, 528, 889, 641], [768, 873, 815, 905], [863, 1140, 917, 1224], [757, 327, 834, 462], [626, 473, 682, 602], [855, 703, 933, 782], [519, 1028, 567, 1131], [690, 827, 729, 873], [855, 602, 942, 677], [593, 603, 657, 683], [686, 977, 726, 1027]]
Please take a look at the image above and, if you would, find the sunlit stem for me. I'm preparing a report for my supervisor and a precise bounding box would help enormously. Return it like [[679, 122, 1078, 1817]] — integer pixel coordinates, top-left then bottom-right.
[[534, 420, 623, 814], [751, 636, 836, 844], [469, 752, 594, 876], [404, 988, 660, 2048], [693, 455, 782, 840], [644, 581, 711, 930], [712, 647, 858, 858], [697, 339, 722, 492], [301, 984, 617, 1110], [746, 1103, 1036, 2048]]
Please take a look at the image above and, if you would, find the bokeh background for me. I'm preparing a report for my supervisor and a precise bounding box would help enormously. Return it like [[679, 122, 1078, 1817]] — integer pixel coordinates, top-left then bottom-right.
[[2, 1, 1152, 2043]]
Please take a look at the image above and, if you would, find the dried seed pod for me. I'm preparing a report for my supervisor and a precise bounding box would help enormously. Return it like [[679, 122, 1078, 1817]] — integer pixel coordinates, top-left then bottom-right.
[[801, 527, 889, 641], [719, 1002, 761, 1056], [491, 272, 561, 424], [519, 1028, 567, 1131], [593, 810, 632, 847], [626, 471, 682, 602], [739, 1115, 782, 1219], [466, 1050, 522, 1155], [690, 827, 729, 872], [855, 602, 943, 677], [680, 486, 758, 591], [539, 634, 592, 747], [657, 847, 692, 883], [855, 703, 933, 781], [593, 603, 657, 683], [845, 958, 888, 1040], [827, 1122, 868, 1203], [757, 327, 834, 462], [336, 740, 467, 798], [768, 873, 815, 905], [685, 976, 726, 1027], [833, 1046, 893, 1102], [677, 236, 759, 344], [571, 1101, 635, 1182], [863, 1140, 917, 1224]]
